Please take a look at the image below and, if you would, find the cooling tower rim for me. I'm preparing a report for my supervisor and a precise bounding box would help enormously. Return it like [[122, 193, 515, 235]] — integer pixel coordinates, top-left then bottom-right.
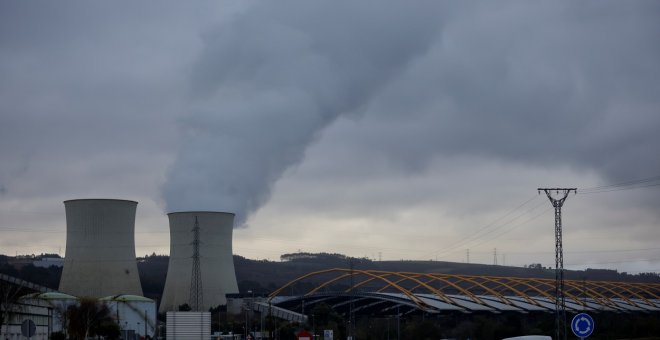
[[167, 210, 235, 216], [64, 198, 138, 204]]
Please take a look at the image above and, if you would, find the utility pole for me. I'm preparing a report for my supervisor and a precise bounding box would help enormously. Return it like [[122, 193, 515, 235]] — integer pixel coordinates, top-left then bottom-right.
[[349, 259, 355, 340], [396, 305, 400, 340], [466, 249, 470, 264], [538, 188, 576, 340], [190, 216, 203, 311], [144, 309, 147, 338], [493, 248, 497, 265]]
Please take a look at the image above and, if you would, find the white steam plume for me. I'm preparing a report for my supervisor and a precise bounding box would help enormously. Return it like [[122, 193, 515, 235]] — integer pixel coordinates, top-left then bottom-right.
[[163, 2, 444, 225]]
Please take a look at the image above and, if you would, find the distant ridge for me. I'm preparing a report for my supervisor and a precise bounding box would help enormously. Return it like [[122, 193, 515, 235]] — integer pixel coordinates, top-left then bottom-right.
[[2, 252, 658, 303]]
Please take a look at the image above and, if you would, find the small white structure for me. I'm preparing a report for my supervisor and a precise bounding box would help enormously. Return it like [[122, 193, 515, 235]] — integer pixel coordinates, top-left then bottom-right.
[[101, 294, 156, 339], [59, 199, 143, 298], [33, 257, 64, 268], [19, 292, 78, 333], [160, 212, 239, 312], [166, 311, 211, 340]]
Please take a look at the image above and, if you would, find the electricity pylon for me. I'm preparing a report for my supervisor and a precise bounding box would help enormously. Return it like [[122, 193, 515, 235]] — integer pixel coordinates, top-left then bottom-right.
[[538, 188, 576, 340], [190, 216, 203, 311]]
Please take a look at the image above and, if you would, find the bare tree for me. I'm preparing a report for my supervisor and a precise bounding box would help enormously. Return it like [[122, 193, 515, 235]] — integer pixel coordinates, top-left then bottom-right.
[[66, 298, 117, 340]]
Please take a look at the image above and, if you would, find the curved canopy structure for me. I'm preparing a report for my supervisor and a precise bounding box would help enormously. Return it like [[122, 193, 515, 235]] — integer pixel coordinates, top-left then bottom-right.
[[267, 269, 660, 315], [20, 292, 77, 301]]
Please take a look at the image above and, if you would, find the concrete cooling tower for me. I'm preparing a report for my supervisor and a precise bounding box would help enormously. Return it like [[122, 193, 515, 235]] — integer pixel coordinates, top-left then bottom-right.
[[159, 212, 239, 313], [59, 199, 143, 297]]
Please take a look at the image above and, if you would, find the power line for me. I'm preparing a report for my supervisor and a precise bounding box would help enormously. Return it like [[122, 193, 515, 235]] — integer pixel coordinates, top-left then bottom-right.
[[582, 175, 660, 190], [460, 206, 551, 252], [436, 174, 659, 267], [624, 269, 660, 274], [501, 247, 660, 255], [579, 182, 660, 195], [0, 226, 171, 234], [566, 257, 660, 266], [432, 200, 547, 260], [579, 175, 660, 194], [426, 195, 541, 259]]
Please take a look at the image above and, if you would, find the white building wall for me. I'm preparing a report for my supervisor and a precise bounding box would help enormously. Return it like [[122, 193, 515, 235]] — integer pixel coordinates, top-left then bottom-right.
[[33, 257, 64, 268], [0, 303, 51, 340], [59, 199, 143, 298], [166, 312, 211, 340], [18, 293, 78, 334], [103, 296, 157, 338], [160, 212, 239, 312]]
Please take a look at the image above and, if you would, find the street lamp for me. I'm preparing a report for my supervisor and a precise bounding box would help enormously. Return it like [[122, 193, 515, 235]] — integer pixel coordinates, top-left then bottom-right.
[[144, 309, 148, 338], [250, 290, 255, 336], [245, 290, 252, 340]]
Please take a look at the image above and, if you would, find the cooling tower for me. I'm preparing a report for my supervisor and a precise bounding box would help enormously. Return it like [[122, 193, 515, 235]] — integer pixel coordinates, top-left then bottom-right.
[[59, 199, 143, 297], [159, 211, 239, 312]]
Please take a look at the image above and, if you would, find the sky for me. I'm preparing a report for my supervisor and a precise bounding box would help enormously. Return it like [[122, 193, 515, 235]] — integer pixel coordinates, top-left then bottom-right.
[[1, 1, 659, 274]]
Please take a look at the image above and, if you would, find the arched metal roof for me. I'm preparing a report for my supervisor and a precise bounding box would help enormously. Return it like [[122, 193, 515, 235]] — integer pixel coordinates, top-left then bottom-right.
[[20, 292, 78, 300], [99, 294, 154, 302], [267, 268, 660, 314]]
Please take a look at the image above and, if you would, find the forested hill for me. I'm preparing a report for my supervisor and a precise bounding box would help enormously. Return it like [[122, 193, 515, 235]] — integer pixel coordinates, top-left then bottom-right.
[[233, 252, 660, 293], [2, 252, 658, 303], [111, 252, 660, 300]]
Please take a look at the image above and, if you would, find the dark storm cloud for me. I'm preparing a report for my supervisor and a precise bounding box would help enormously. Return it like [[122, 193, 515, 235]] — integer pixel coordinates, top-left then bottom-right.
[[1, 1, 658, 267], [0, 1, 225, 216], [338, 1, 660, 182]]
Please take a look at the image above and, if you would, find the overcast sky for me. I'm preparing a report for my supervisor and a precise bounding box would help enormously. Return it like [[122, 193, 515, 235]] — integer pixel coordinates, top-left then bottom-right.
[[1, 1, 659, 274]]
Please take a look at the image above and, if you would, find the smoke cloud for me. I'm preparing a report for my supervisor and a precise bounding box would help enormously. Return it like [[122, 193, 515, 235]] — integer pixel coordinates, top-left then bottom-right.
[[162, 2, 444, 225], [163, 1, 660, 226]]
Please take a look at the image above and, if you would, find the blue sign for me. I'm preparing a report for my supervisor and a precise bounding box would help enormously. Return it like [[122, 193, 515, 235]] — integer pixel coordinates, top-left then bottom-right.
[[571, 313, 594, 338]]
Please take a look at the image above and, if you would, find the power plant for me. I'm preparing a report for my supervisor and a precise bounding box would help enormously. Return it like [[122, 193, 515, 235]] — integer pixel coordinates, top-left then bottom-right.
[[160, 211, 239, 313], [58, 199, 143, 297], [4, 198, 660, 339], [57, 199, 240, 312]]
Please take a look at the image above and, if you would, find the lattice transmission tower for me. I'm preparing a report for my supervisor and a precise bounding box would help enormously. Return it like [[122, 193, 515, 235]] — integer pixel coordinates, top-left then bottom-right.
[[538, 188, 576, 340], [189, 216, 203, 311]]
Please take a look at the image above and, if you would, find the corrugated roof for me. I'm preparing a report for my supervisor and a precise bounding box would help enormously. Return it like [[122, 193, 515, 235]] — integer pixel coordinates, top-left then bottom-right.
[[268, 268, 660, 314]]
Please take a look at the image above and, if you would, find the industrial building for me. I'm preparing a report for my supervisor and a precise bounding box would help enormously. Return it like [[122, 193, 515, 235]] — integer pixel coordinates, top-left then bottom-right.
[[266, 269, 660, 315], [100, 294, 156, 339], [0, 301, 52, 340], [160, 211, 239, 313], [166, 311, 211, 340], [15, 293, 156, 339], [19, 292, 78, 334], [58, 199, 143, 298], [0, 274, 56, 340]]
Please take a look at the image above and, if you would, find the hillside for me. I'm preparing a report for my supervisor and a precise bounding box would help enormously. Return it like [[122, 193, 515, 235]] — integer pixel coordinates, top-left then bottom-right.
[[235, 252, 660, 291], [2, 252, 658, 303]]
